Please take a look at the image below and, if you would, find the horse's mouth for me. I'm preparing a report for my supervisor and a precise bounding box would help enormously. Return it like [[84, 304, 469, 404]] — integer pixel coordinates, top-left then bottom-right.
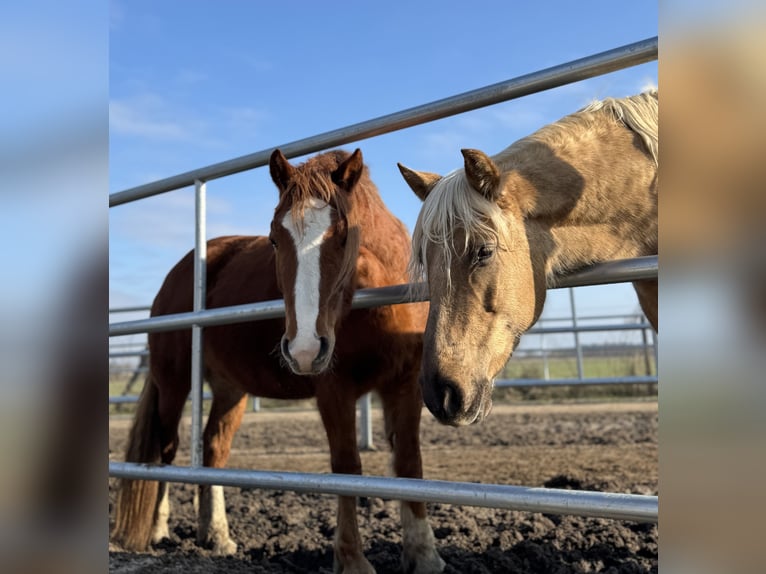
[[280, 334, 334, 376], [463, 388, 493, 426], [284, 354, 332, 376], [424, 377, 494, 427]]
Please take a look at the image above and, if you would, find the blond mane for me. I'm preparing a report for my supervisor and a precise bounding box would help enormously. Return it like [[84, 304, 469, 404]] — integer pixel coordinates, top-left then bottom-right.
[[408, 169, 508, 286], [409, 91, 659, 285], [581, 90, 658, 165]]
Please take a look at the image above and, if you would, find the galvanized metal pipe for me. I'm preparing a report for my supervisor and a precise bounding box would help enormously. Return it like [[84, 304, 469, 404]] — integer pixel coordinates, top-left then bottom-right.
[[109, 306, 153, 314], [109, 375, 658, 405], [109, 256, 657, 337], [109, 37, 657, 207], [109, 392, 212, 405], [357, 393, 373, 450], [570, 289, 585, 380], [190, 180, 207, 468], [109, 350, 150, 358], [528, 322, 653, 335], [495, 375, 658, 388], [108, 461, 657, 523], [108, 366, 149, 374], [550, 255, 657, 288]]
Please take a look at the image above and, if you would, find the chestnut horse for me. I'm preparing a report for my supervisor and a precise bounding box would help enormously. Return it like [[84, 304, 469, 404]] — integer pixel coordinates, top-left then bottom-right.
[[399, 91, 658, 427], [112, 149, 444, 574]]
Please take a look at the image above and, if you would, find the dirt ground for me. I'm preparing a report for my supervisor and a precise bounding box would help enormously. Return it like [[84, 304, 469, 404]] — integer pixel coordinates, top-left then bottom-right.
[[108, 401, 658, 573]]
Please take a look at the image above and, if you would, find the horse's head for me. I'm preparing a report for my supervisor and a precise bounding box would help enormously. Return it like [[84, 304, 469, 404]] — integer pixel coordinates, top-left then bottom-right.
[[268, 148, 363, 375], [399, 149, 545, 426]]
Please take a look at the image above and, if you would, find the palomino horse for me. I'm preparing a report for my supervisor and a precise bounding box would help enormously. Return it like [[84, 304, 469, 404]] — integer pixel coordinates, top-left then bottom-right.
[[398, 91, 658, 427], [112, 149, 444, 574]]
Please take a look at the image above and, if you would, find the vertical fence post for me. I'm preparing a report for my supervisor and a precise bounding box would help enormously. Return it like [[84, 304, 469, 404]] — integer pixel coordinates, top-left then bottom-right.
[[641, 322, 652, 375], [569, 288, 585, 380], [191, 180, 207, 468], [358, 393, 373, 451], [541, 321, 550, 381]]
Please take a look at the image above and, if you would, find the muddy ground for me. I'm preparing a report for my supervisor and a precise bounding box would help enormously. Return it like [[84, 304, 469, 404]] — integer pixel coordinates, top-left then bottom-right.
[[109, 401, 658, 573]]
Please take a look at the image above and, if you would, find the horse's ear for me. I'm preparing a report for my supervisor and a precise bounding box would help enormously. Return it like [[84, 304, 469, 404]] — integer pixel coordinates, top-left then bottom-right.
[[332, 149, 364, 192], [269, 149, 295, 195], [397, 163, 442, 201], [462, 148, 501, 202]]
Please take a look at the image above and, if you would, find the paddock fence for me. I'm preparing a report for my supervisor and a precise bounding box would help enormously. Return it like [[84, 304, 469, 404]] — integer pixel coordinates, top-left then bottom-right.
[[109, 302, 657, 399], [109, 37, 658, 523]]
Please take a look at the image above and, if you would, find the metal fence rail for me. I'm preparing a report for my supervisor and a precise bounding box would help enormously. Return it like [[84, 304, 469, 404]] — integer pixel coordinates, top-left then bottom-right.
[[110, 37, 656, 207], [109, 306, 657, 405], [496, 375, 657, 388], [109, 462, 657, 523], [109, 255, 657, 336], [109, 37, 658, 522]]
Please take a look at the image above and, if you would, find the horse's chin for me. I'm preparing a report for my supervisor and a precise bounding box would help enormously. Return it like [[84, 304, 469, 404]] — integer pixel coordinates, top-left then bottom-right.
[[470, 394, 493, 425], [444, 386, 493, 427], [283, 353, 333, 376], [463, 391, 493, 426]]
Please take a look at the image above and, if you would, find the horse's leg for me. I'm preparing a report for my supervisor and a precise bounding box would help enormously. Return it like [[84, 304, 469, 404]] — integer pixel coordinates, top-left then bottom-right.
[[112, 370, 188, 551], [196, 384, 247, 555], [151, 482, 170, 543], [633, 279, 658, 332], [316, 386, 375, 574], [379, 382, 445, 574], [151, 380, 190, 544]]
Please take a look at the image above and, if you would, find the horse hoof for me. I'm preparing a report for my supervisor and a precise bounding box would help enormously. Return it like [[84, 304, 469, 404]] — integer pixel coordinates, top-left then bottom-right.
[[197, 535, 238, 556], [150, 524, 170, 544], [212, 538, 238, 556], [403, 550, 445, 574], [333, 555, 376, 574]]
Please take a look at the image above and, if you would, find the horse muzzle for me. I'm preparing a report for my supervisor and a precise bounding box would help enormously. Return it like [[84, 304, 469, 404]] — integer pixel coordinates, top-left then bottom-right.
[[420, 372, 493, 426], [280, 334, 332, 375]]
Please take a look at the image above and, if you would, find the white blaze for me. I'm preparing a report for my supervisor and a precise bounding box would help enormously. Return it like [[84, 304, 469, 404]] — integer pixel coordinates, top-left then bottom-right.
[[281, 198, 331, 365]]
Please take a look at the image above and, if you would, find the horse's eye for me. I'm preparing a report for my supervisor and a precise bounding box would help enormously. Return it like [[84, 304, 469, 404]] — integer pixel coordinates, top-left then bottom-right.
[[475, 244, 495, 264], [268, 236, 277, 249]]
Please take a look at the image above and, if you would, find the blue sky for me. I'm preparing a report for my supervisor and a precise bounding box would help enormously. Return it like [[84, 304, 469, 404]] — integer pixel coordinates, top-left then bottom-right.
[[109, 1, 657, 344]]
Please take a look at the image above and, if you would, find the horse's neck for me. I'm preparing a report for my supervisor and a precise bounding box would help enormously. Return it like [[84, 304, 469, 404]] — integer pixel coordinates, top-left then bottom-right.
[[529, 224, 651, 282], [353, 189, 410, 280], [503, 123, 657, 282]]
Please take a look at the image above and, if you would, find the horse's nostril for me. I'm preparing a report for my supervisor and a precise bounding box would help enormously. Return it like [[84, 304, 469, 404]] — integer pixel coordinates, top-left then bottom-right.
[[316, 336, 330, 362], [423, 374, 465, 423], [280, 335, 290, 359], [441, 380, 463, 419]]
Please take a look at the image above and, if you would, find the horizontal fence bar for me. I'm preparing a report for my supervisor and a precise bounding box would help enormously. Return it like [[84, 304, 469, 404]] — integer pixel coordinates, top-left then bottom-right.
[[109, 37, 657, 207], [540, 313, 645, 323], [109, 256, 657, 337], [109, 350, 149, 358], [110, 376, 658, 405], [109, 392, 212, 405], [109, 462, 657, 523], [549, 255, 657, 289], [106, 322, 654, 349], [495, 375, 658, 388], [109, 367, 149, 375], [528, 322, 652, 335], [109, 306, 152, 314]]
